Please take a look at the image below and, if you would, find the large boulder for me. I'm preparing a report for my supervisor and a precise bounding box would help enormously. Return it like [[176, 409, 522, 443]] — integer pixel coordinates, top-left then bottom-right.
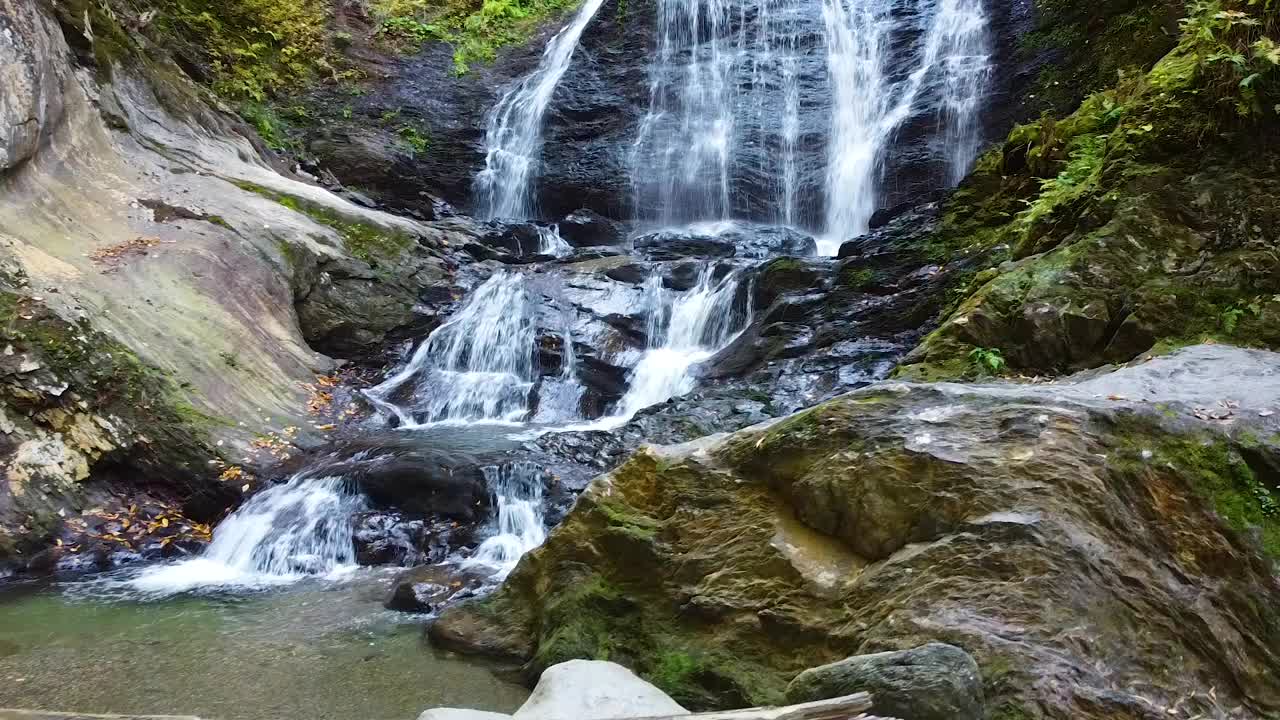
[[432, 346, 1280, 718], [419, 660, 688, 720], [786, 643, 984, 720]]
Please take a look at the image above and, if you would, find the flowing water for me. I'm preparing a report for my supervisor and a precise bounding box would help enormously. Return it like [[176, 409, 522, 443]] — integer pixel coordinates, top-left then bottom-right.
[[473, 0, 609, 219], [115, 475, 364, 598], [567, 266, 749, 431], [821, 0, 991, 250], [624, 0, 991, 251], [461, 463, 548, 578], [365, 272, 538, 427]]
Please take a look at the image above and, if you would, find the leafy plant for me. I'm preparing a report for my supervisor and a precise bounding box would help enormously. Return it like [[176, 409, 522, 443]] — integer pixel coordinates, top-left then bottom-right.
[[152, 0, 332, 101], [370, 0, 583, 73], [969, 347, 1007, 376], [1221, 299, 1263, 333]]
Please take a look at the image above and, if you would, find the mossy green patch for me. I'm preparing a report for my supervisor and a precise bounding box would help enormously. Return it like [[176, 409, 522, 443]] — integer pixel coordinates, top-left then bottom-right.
[[235, 181, 414, 265]]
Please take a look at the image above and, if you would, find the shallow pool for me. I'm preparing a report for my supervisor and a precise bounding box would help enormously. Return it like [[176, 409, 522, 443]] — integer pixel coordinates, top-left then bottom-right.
[[0, 569, 528, 720]]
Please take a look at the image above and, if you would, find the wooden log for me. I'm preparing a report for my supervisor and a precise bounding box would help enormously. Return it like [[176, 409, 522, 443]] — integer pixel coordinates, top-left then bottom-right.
[[625, 692, 888, 720]]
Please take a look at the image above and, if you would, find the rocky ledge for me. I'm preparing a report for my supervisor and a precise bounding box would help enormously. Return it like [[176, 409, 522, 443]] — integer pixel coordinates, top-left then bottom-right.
[[433, 345, 1280, 719]]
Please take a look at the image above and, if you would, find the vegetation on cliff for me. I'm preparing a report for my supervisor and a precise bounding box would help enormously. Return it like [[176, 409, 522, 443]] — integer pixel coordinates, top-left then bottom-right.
[[897, 0, 1280, 380], [372, 0, 584, 73]]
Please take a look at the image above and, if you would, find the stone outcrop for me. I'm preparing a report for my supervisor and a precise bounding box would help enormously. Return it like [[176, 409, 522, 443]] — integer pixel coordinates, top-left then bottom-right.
[[786, 644, 984, 720], [420, 660, 688, 720], [432, 345, 1280, 719], [0, 0, 472, 569]]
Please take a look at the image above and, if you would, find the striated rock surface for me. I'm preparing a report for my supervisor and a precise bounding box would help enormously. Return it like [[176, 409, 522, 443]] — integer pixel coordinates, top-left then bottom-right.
[[0, 0, 473, 569], [433, 345, 1280, 718]]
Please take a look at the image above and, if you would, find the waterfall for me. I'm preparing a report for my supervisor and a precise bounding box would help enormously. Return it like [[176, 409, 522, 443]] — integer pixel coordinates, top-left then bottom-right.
[[820, 0, 991, 252], [365, 272, 537, 426], [934, 0, 993, 184], [461, 463, 548, 578], [536, 224, 574, 257], [473, 0, 608, 220], [123, 475, 364, 596], [630, 0, 809, 225], [586, 267, 749, 429]]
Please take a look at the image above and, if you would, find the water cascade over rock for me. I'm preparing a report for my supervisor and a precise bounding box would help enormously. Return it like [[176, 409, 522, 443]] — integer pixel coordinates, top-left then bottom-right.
[[365, 272, 538, 426], [587, 266, 750, 429], [461, 463, 549, 578], [619, 0, 991, 249], [821, 0, 991, 251], [119, 475, 365, 596], [473, 0, 610, 220]]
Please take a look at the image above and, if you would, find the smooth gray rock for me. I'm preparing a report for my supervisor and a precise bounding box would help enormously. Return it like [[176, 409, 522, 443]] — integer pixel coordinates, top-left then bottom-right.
[[785, 643, 984, 720], [418, 660, 687, 720], [516, 660, 688, 720]]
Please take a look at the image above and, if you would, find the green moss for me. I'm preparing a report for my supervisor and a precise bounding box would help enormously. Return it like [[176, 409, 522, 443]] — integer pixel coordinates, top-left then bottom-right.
[[0, 292, 227, 455], [1113, 426, 1280, 561], [235, 181, 414, 265], [838, 267, 880, 292], [595, 498, 662, 542], [1166, 438, 1280, 559]]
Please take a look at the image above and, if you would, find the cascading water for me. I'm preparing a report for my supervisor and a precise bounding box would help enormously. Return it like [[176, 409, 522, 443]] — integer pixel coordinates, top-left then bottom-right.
[[820, 0, 991, 251], [535, 224, 574, 257], [630, 0, 811, 225], [461, 463, 547, 578], [584, 266, 749, 429], [365, 272, 537, 426], [628, 0, 990, 250], [120, 475, 365, 597], [473, 0, 608, 220]]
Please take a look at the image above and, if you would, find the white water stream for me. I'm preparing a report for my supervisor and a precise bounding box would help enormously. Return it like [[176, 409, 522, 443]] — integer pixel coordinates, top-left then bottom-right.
[[116, 475, 365, 597], [473, 0, 609, 219], [365, 272, 538, 426], [460, 463, 548, 578], [820, 0, 991, 251]]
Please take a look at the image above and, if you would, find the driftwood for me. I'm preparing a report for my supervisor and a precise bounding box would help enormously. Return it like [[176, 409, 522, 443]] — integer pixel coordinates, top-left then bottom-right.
[[626, 692, 896, 720]]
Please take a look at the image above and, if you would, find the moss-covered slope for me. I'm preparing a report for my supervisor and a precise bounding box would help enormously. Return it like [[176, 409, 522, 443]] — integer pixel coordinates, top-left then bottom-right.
[[897, 0, 1280, 380]]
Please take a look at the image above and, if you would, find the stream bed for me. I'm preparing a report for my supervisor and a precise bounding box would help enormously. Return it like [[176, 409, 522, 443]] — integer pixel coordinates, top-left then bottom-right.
[[0, 571, 529, 720]]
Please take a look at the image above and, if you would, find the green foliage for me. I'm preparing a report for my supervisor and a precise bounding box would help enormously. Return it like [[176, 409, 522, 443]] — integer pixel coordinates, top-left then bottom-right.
[[969, 347, 1006, 376], [150, 0, 333, 101], [1177, 0, 1280, 117], [371, 0, 584, 73], [239, 102, 289, 149], [1221, 299, 1263, 333]]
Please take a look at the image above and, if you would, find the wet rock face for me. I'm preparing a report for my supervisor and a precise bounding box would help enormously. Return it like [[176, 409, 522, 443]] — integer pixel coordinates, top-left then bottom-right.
[[432, 346, 1280, 717], [301, 0, 1049, 226]]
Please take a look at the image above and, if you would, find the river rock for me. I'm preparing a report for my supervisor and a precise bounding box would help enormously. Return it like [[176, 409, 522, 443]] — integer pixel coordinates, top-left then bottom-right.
[[557, 209, 626, 247], [785, 643, 984, 720], [432, 346, 1280, 716], [417, 660, 687, 720]]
